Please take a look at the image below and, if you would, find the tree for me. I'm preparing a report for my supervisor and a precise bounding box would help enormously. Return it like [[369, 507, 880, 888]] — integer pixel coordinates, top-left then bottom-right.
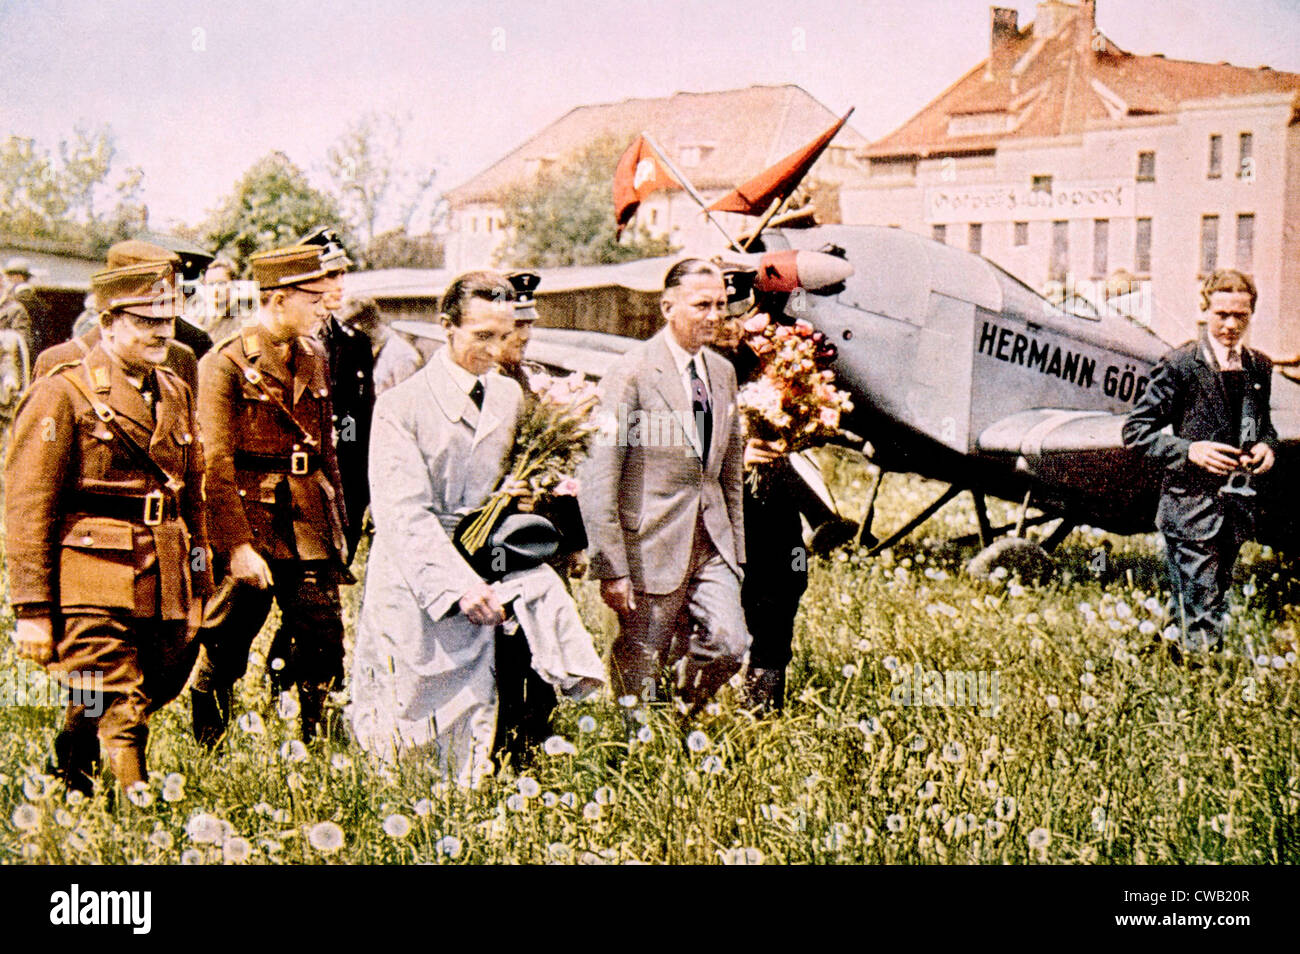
[[325, 112, 438, 248], [201, 152, 350, 274], [0, 126, 144, 250], [495, 136, 677, 268]]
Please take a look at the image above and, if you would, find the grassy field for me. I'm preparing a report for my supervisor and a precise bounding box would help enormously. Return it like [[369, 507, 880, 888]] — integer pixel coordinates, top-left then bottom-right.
[[1, 453, 1297, 864]]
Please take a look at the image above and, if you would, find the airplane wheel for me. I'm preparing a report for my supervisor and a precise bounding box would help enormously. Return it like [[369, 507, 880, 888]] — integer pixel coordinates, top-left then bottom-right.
[[968, 537, 1055, 583], [810, 517, 864, 555]]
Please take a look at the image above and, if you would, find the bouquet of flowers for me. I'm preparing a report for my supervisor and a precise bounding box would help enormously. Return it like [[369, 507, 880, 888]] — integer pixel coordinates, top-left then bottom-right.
[[457, 370, 600, 556], [736, 314, 855, 494]]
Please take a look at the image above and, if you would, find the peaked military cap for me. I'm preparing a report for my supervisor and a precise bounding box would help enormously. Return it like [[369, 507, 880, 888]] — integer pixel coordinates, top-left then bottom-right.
[[299, 226, 353, 273], [249, 245, 336, 292], [128, 232, 214, 280], [3, 257, 32, 278], [92, 242, 184, 318], [507, 270, 541, 321]]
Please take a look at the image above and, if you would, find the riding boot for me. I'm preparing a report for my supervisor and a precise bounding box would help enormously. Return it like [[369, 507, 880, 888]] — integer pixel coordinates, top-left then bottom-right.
[[191, 687, 230, 749], [48, 726, 99, 798]]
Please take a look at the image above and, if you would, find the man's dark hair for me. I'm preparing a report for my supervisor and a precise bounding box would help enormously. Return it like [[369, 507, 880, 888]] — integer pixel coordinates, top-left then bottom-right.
[[1200, 268, 1257, 312], [662, 258, 721, 295], [439, 270, 514, 326]]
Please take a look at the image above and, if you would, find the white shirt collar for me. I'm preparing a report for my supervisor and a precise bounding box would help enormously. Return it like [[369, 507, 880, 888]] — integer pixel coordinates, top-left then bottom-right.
[[1203, 332, 1246, 371], [437, 343, 483, 396], [663, 328, 708, 389]]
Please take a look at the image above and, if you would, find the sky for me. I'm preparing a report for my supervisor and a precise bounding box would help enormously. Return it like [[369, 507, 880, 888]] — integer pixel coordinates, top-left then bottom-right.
[[2, 0, 1298, 233]]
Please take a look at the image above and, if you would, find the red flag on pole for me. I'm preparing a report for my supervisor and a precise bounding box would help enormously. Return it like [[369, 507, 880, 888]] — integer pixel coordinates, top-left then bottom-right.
[[613, 135, 682, 236], [707, 109, 853, 215]]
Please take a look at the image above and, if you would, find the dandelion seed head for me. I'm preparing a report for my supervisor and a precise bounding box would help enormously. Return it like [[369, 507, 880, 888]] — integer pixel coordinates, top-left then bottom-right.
[[1028, 827, 1051, 849], [542, 736, 576, 756], [279, 740, 308, 763], [686, 730, 710, 752], [223, 836, 253, 863], [307, 821, 345, 854], [383, 814, 412, 839], [577, 715, 597, 733], [885, 814, 905, 833], [11, 804, 39, 832], [236, 712, 265, 735], [149, 828, 173, 850], [517, 777, 541, 798], [505, 794, 527, 812]]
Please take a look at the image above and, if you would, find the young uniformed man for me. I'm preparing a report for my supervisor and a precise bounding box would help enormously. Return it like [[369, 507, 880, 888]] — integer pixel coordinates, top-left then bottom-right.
[[190, 244, 350, 745], [4, 243, 212, 794], [1123, 269, 1277, 659]]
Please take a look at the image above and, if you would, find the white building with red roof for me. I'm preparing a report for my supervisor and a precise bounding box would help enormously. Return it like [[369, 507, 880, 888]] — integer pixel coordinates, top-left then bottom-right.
[[843, 1, 1300, 353]]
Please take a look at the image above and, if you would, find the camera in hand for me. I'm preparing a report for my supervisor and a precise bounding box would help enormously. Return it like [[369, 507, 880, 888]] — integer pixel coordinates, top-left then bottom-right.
[[1220, 450, 1256, 498]]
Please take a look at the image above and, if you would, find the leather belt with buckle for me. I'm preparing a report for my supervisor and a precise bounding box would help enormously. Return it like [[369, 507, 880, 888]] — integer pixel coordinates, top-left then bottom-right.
[[234, 451, 320, 475], [73, 490, 177, 525]]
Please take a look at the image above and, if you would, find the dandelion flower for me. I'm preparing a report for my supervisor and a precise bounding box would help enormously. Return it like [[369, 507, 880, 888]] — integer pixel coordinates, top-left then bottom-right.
[[149, 829, 174, 850], [582, 802, 602, 821], [686, 730, 710, 752], [413, 799, 432, 817], [434, 835, 463, 859], [236, 712, 265, 735], [1045, 694, 1060, 710], [577, 715, 597, 734], [548, 842, 573, 861], [700, 755, 724, 775], [127, 783, 154, 808], [307, 821, 345, 855], [186, 812, 223, 844], [223, 837, 252, 863], [882, 656, 900, 672], [11, 804, 39, 832], [1027, 827, 1051, 849], [542, 736, 576, 756], [279, 740, 308, 763], [941, 741, 966, 763], [636, 726, 653, 744], [383, 814, 411, 839], [181, 849, 203, 865], [275, 692, 300, 721], [517, 777, 541, 799], [885, 814, 905, 833]]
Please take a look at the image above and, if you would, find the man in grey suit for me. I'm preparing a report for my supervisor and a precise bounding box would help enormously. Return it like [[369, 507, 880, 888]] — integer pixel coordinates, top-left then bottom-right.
[[1123, 269, 1277, 659], [581, 259, 750, 712]]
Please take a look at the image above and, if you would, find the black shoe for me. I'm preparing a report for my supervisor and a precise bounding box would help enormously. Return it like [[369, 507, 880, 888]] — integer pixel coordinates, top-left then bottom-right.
[[743, 667, 786, 714], [48, 730, 98, 798]]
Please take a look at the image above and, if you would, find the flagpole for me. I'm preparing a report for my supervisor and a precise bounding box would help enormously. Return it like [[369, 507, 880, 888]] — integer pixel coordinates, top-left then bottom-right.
[[741, 193, 792, 251], [640, 131, 743, 252]]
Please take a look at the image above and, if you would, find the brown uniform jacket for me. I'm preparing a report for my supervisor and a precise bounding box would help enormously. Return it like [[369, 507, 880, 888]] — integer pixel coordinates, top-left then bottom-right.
[[3, 343, 213, 620], [34, 327, 199, 392], [198, 322, 347, 565]]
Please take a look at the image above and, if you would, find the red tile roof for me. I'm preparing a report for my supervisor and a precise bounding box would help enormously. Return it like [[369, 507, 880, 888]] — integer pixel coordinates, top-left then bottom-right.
[[444, 84, 867, 207], [864, 6, 1300, 159]]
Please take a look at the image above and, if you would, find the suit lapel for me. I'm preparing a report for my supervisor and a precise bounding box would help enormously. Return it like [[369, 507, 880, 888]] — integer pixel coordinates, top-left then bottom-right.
[[647, 331, 703, 461], [701, 348, 730, 472], [1193, 335, 1231, 432], [471, 372, 509, 451], [86, 346, 155, 436]]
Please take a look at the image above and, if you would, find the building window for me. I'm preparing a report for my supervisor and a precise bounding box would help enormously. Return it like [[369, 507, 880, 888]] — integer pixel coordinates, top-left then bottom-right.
[[1013, 221, 1029, 246], [470, 216, 477, 234], [649, 208, 658, 226], [1093, 219, 1109, 277], [486, 218, 493, 234], [1238, 132, 1254, 178], [1208, 134, 1222, 179], [1050, 220, 1069, 282], [1031, 175, 1052, 194], [968, 223, 982, 255], [679, 146, 701, 167], [932, 224, 947, 244], [1136, 151, 1156, 182], [1135, 218, 1152, 274], [1200, 215, 1219, 275], [1236, 213, 1255, 271]]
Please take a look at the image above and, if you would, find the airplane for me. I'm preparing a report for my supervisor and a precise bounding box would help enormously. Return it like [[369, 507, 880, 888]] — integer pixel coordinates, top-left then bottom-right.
[[374, 222, 1300, 572]]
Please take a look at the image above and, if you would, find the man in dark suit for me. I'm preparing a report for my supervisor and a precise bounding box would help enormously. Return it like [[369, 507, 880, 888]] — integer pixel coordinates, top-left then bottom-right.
[[1123, 269, 1277, 658]]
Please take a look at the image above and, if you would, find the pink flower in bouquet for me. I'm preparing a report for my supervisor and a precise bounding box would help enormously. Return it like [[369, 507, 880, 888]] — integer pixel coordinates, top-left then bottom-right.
[[553, 476, 580, 497], [793, 319, 814, 336], [818, 406, 841, 430], [743, 312, 770, 334]]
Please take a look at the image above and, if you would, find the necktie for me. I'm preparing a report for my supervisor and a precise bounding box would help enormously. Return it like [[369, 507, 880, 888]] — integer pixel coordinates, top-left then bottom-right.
[[1225, 347, 1241, 371], [469, 379, 485, 410], [688, 358, 712, 467], [138, 374, 156, 413]]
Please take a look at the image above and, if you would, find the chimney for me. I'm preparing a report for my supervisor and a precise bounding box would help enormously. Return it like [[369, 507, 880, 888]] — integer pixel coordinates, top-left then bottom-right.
[[989, 7, 1019, 75], [1035, 1, 1067, 36]]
